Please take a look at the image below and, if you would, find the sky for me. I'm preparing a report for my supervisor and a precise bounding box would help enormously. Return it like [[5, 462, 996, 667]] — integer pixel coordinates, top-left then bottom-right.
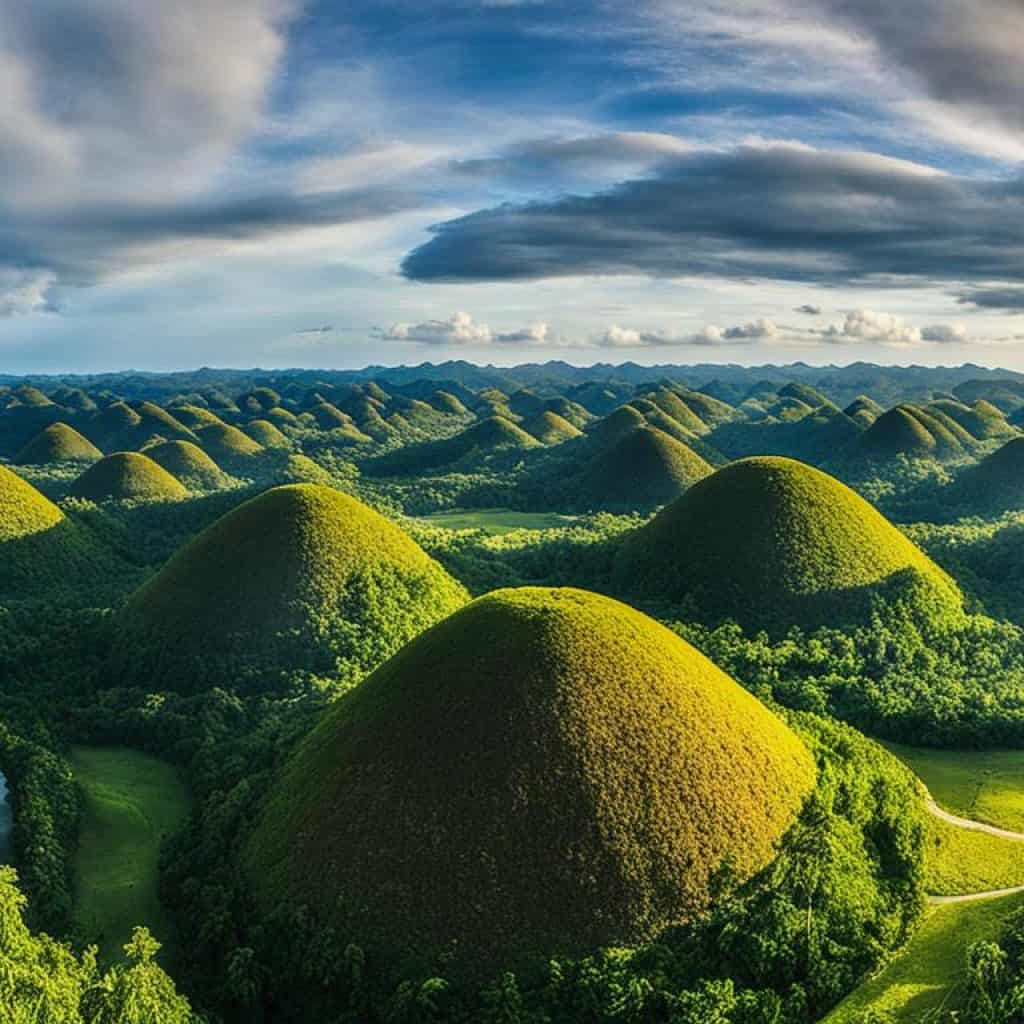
[[4, 0, 1024, 372]]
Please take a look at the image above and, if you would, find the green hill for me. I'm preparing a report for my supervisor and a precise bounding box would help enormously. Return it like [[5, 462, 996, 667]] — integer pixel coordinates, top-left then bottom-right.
[[116, 484, 468, 692], [244, 419, 291, 449], [265, 406, 300, 427], [93, 401, 142, 437], [0, 465, 107, 594], [843, 395, 883, 428], [570, 425, 712, 510], [542, 396, 593, 429], [616, 456, 963, 632], [857, 405, 940, 459], [428, 390, 470, 416], [15, 423, 103, 465], [132, 401, 198, 444], [70, 452, 188, 502], [243, 586, 814, 973], [168, 404, 226, 430], [639, 387, 709, 434], [523, 410, 582, 445], [948, 437, 1024, 514], [144, 441, 234, 492], [928, 398, 1017, 440], [9, 384, 53, 408], [195, 422, 264, 463], [589, 404, 649, 445]]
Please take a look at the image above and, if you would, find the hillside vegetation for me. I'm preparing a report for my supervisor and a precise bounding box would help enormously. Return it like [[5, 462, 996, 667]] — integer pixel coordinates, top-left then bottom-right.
[[616, 456, 963, 632], [244, 586, 815, 974], [115, 483, 468, 691]]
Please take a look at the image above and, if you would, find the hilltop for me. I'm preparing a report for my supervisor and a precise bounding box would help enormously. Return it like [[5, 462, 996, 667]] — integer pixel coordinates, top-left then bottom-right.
[[15, 423, 102, 465], [144, 441, 234, 492], [567, 425, 712, 510], [616, 456, 963, 632], [243, 587, 815, 972], [69, 452, 188, 502], [0, 466, 107, 594], [115, 483, 468, 691]]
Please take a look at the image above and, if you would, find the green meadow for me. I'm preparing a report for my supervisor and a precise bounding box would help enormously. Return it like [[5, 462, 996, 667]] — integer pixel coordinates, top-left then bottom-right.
[[883, 741, 1024, 833], [70, 746, 191, 963], [825, 892, 1024, 1023]]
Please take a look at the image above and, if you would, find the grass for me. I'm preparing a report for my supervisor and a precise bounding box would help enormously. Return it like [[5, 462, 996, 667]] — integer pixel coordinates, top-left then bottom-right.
[[245, 587, 815, 974], [824, 892, 1024, 1023], [615, 455, 963, 632], [883, 742, 1024, 833], [924, 816, 1024, 894], [417, 507, 578, 534], [69, 746, 190, 964]]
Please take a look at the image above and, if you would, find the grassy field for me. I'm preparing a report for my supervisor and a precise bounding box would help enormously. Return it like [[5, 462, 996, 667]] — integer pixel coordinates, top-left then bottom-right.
[[824, 891, 1024, 1023], [924, 816, 1024, 894], [416, 508, 578, 534], [70, 746, 190, 964], [883, 741, 1024, 833]]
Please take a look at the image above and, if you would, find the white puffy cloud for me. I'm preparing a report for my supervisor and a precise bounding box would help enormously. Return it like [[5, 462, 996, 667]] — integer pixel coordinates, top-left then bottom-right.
[[723, 318, 780, 340], [382, 311, 493, 345], [823, 310, 923, 345]]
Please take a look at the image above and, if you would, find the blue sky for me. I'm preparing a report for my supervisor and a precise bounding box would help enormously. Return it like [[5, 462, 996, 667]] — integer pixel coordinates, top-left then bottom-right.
[[3, 0, 1024, 371]]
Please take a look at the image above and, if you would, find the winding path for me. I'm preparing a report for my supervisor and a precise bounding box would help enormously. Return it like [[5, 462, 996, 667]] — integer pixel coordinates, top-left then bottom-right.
[[921, 782, 1024, 904]]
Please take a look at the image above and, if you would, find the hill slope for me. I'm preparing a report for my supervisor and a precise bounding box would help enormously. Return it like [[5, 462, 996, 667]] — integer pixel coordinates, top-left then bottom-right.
[[616, 456, 962, 632], [243, 586, 815, 972], [116, 484, 468, 691], [144, 441, 234, 492], [569, 425, 712, 509], [70, 452, 188, 502], [15, 423, 103, 464]]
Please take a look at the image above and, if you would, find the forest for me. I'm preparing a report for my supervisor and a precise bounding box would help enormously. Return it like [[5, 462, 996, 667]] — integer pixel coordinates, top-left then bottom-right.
[[5, 361, 1024, 1022]]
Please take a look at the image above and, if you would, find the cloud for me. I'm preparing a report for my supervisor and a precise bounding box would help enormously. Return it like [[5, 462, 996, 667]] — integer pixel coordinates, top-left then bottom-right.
[[0, 0, 296, 205], [403, 141, 1024, 290], [382, 311, 493, 346], [815, 0, 1024, 140], [921, 323, 968, 343], [381, 313, 560, 347], [493, 321, 550, 344], [722, 318, 779, 340], [0, 267, 56, 316], [595, 320, 779, 348], [822, 310, 922, 345], [819, 310, 971, 345], [450, 132, 696, 184], [794, 303, 823, 315], [959, 287, 1024, 311]]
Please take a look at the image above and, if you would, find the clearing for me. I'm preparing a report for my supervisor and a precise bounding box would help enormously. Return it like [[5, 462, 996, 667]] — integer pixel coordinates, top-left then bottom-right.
[[70, 746, 190, 964], [416, 507, 578, 534]]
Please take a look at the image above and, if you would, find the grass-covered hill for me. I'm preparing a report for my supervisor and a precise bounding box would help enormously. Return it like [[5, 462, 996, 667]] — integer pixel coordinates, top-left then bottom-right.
[[843, 395, 884, 428], [365, 415, 540, 476], [616, 456, 964, 632], [928, 398, 1017, 441], [522, 410, 582, 445], [243, 586, 815, 973], [0, 465, 109, 595], [244, 418, 291, 449], [855, 404, 975, 461], [15, 423, 102, 465], [144, 441, 235, 492], [167, 404, 227, 430], [69, 452, 189, 503], [194, 422, 264, 465], [567, 425, 712, 510], [946, 437, 1024, 515], [115, 483, 468, 691]]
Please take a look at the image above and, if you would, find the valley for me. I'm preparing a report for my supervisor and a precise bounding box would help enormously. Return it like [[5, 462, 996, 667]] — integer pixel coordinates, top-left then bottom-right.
[[6, 362, 1024, 1021]]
